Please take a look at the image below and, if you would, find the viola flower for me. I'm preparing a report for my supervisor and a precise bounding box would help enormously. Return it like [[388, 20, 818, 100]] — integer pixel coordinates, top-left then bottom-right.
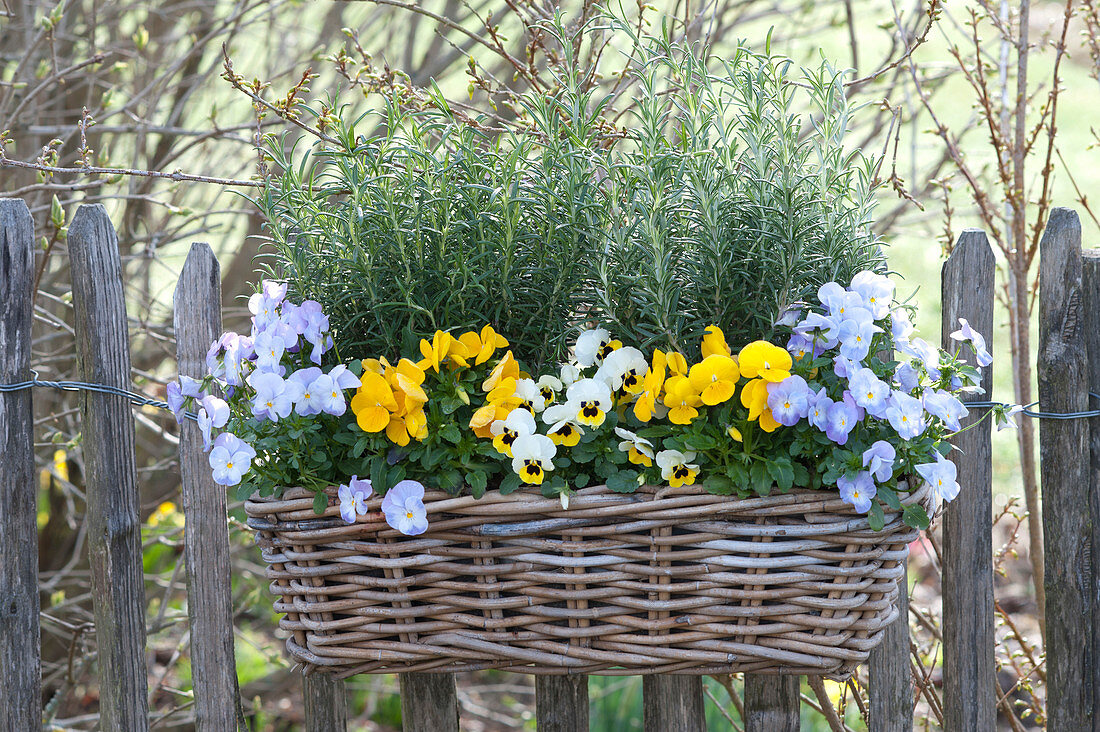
[[950, 318, 994, 368], [391, 358, 428, 403], [793, 312, 840, 348], [687, 355, 740, 406], [838, 471, 876, 513], [862, 441, 896, 483], [849, 271, 894, 320], [248, 280, 287, 331], [885, 391, 928, 440], [922, 389, 968, 431], [737, 341, 792, 382], [381, 480, 429, 535], [543, 404, 585, 446], [633, 351, 667, 422], [825, 395, 860, 445], [597, 347, 648, 393], [916, 452, 960, 503], [196, 395, 229, 451], [513, 378, 546, 413], [786, 333, 817, 361], [775, 305, 803, 327], [740, 378, 781, 432], [350, 371, 399, 432], [166, 378, 192, 422], [482, 351, 521, 391], [838, 317, 881, 362], [511, 434, 557, 485], [664, 351, 689, 376], [248, 371, 302, 422], [898, 337, 942, 380], [767, 375, 811, 426], [891, 309, 916, 343], [818, 282, 865, 320], [208, 433, 256, 487], [288, 367, 323, 415], [701, 325, 732, 358], [338, 476, 372, 524], [998, 404, 1025, 431], [848, 367, 891, 418], [807, 388, 834, 432], [663, 375, 703, 425], [566, 378, 613, 427], [656, 449, 699, 488], [490, 408, 537, 457], [894, 362, 920, 392], [252, 330, 286, 373], [419, 330, 466, 371], [469, 401, 507, 439], [574, 328, 614, 368], [559, 363, 582, 387], [457, 324, 510, 365], [221, 334, 254, 387], [832, 356, 859, 379], [537, 375, 563, 406], [614, 427, 655, 467]]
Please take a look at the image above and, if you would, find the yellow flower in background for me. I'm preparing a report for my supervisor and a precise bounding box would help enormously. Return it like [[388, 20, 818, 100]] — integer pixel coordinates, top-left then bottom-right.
[[665, 351, 689, 376], [392, 358, 428, 403], [148, 501, 178, 528], [482, 350, 521, 391], [351, 372, 399, 432], [458, 324, 510, 365], [663, 375, 702, 425], [419, 329, 471, 371], [701, 325, 732, 358], [687, 355, 740, 406], [740, 378, 781, 432], [470, 402, 508, 439], [633, 350, 667, 423], [738, 341, 792, 382]]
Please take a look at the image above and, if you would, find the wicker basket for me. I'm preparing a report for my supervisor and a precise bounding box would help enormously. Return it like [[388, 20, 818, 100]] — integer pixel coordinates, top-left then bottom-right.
[[244, 480, 932, 679]]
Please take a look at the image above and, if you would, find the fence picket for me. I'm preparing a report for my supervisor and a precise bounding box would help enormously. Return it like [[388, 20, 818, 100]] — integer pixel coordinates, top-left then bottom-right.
[[536, 676, 589, 732], [174, 243, 246, 730], [642, 676, 705, 732], [869, 577, 912, 731], [940, 229, 996, 729], [304, 673, 348, 731], [69, 203, 150, 730], [400, 672, 459, 731], [744, 675, 798, 732], [0, 198, 41, 732], [1038, 208, 1092, 731], [1082, 249, 1100, 719]]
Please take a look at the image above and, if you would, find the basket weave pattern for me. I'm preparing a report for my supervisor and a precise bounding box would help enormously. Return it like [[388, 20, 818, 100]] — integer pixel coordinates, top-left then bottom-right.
[[245, 481, 931, 679]]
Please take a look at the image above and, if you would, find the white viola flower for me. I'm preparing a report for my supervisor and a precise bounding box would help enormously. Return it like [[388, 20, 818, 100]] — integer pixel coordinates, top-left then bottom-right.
[[596, 346, 648, 392], [338, 476, 372, 524], [922, 389, 968, 432], [916, 452, 960, 503], [849, 271, 895, 320], [950, 317, 994, 368], [490, 407, 537, 457], [559, 362, 582, 386], [614, 427, 655, 467], [513, 378, 546, 413], [536, 374, 563, 407], [891, 309, 916, 343], [248, 371, 302, 422], [208, 433, 256, 486], [196, 395, 229, 451], [542, 403, 585, 446], [574, 328, 612, 368], [566, 378, 613, 428], [655, 449, 699, 488], [511, 433, 557, 485], [248, 281, 287, 332], [328, 364, 362, 391], [252, 330, 286, 372], [381, 480, 428, 535]]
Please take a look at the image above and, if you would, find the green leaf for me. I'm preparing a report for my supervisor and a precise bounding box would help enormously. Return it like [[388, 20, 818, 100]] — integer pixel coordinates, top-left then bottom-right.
[[312, 491, 329, 515], [878, 485, 902, 510], [702, 474, 734, 495], [902, 504, 930, 530], [749, 462, 772, 496], [868, 502, 885, 531], [766, 458, 794, 493], [467, 470, 488, 499], [573, 473, 590, 489], [499, 473, 523, 496], [439, 424, 462, 444], [606, 469, 640, 493]]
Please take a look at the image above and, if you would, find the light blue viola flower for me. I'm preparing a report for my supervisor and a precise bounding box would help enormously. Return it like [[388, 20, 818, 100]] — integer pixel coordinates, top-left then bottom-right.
[[248, 280, 287, 332], [252, 330, 286, 373], [767, 375, 811, 426], [897, 336, 941, 380], [328, 364, 362, 391], [807, 388, 833, 432], [923, 389, 968, 431], [794, 312, 840, 347], [885, 391, 927, 439], [950, 317, 993, 367], [891, 309, 915, 343], [849, 271, 895, 320], [862, 440, 896, 483], [786, 333, 819, 361], [381, 480, 429, 535], [247, 371, 302, 422], [838, 316, 881, 362], [838, 470, 877, 513], [196, 394, 229, 452], [916, 452, 960, 503], [338, 476, 372, 524], [818, 282, 865, 320], [208, 432, 256, 487], [222, 334, 254, 387], [775, 304, 803, 327], [825, 396, 861, 445], [833, 355, 860, 379], [288, 367, 324, 416], [893, 362, 920, 392], [848, 367, 891, 418]]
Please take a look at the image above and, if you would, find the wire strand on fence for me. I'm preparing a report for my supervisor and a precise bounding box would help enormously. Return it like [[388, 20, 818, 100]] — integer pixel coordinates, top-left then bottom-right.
[[0, 371, 199, 422]]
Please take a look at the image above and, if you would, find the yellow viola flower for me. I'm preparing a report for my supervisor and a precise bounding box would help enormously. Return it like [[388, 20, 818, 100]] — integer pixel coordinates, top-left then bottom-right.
[[459, 324, 510, 365], [615, 427, 655, 467], [490, 409, 536, 457], [566, 378, 613, 428], [511, 434, 556, 485], [548, 421, 582, 447], [633, 350, 667, 423], [361, 356, 390, 375], [737, 341, 792, 382], [481, 350, 521, 391], [662, 375, 702, 425], [726, 425, 743, 442], [469, 402, 508, 439], [656, 449, 700, 488], [351, 371, 399, 432], [687, 355, 740, 406], [701, 325, 732, 358], [665, 351, 689, 376], [740, 378, 781, 432], [418, 329, 471, 371], [392, 358, 428, 403]]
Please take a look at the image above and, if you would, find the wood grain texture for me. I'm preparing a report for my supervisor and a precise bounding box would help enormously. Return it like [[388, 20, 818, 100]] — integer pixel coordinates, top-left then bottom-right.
[[0, 199, 42, 732], [1083, 249, 1100, 730], [643, 676, 705, 732], [536, 676, 589, 732], [174, 243, 246, 730], [304, 673, 348, 732], [940, 229, 996, 731], [869, 574, 912, 732], [400, 672, 458, 732], [69, 204, 150, 731], [1038, 208, 1091, 732], [744, 675, 799, 732]]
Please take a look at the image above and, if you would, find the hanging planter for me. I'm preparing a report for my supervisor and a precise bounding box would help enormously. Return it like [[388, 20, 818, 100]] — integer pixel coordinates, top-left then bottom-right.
[[169, 24, 1005, 679]]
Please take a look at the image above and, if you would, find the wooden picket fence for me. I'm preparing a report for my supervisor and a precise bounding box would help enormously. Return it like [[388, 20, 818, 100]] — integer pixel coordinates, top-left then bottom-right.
[[1, 197, 1098, 731]]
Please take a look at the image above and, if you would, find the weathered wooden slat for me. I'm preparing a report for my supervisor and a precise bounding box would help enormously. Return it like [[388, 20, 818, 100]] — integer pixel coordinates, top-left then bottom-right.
[[869, 574, 912, 731], [940, 229, 996, 730], [643, 676, 705, 732], [1082, 249, 1100, 723], [174, 243, 245, 730], [744, 675, 798, 732], [536, 676, 589, 732], [1038, 208, 1091, 732], [400, 672, 459, 731], [304, 673, 348, 732], [69, 204, 150, 730], [0, 198, 42, 731]]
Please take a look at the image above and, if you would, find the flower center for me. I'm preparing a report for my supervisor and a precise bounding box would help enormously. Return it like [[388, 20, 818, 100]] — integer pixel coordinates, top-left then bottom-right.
[[581, 402, 599, 417], [524, 461, 543, 478], [501, 430, 517, 446], [673, 465, 689, 479], [866, 392, 874, 400], [540, 386, 554, 401], [226, 461, 234, 469], [405, 511, 414, 520]]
